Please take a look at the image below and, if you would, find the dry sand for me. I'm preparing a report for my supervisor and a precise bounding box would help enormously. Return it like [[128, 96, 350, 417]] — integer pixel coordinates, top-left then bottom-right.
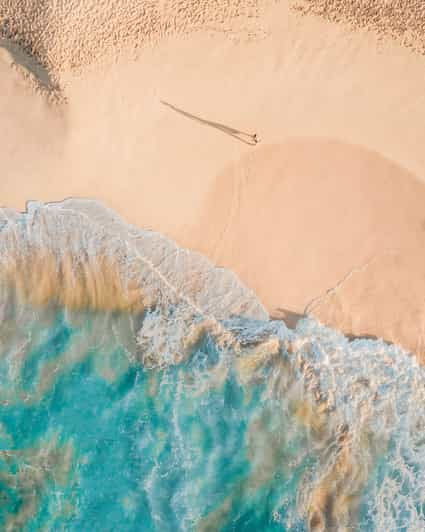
[[294, 0, 425, 54], [1, 0, 425, 361]]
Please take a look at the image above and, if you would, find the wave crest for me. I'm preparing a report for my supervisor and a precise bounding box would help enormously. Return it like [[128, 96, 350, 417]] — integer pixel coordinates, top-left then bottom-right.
[[0, 199, 267, 319]]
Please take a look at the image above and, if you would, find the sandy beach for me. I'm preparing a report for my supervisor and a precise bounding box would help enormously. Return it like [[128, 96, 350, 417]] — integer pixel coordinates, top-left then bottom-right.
[[2, 2, 425, 529], [1, 0, 425, 361]]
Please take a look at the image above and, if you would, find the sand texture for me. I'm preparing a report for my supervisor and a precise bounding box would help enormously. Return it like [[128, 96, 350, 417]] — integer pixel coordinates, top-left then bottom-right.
[[0, 0, 268, 92], [1, 0, 425, 360], [294, 1, 425, 54]]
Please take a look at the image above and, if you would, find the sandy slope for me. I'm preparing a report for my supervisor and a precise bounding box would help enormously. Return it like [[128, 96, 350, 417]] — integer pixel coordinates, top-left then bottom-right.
[[1, 1, 425, 359], [197, 139, 425, 361]]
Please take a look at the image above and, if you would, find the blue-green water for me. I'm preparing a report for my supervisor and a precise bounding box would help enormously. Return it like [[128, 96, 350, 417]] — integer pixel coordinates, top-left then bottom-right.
[[1, 305, 425, 531], [0, 200, 424, 531]]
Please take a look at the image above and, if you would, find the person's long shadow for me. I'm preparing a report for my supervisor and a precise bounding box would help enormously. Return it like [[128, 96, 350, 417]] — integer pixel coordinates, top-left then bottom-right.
[[160, 100, 259, 146]]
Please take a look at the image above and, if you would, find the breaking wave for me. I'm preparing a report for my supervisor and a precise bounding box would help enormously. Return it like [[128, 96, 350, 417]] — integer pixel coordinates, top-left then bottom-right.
[[0, 200, 424, 531]]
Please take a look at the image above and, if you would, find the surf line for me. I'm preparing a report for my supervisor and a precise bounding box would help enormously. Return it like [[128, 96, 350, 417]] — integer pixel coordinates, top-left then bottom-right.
[[160, 100, 260, 146]]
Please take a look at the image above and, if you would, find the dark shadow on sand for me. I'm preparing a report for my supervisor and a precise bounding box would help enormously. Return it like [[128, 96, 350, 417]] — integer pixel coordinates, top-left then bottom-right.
[[271, 307, 393, 345], [160, 100, 259, 146], [0, 37, 59, 93], [270, 308, 305, 330]]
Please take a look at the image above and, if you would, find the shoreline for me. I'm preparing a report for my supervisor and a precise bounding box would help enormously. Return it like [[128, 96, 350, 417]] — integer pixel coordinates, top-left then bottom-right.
[[1, 1, 425, 361]]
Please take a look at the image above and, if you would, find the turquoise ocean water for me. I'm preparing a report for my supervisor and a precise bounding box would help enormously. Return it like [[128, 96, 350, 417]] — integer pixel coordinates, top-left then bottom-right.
[[0, 200, 424, 531]]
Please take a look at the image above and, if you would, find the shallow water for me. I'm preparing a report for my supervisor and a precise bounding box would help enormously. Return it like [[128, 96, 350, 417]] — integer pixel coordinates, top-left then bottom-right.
[[0, 201, 424, 531]]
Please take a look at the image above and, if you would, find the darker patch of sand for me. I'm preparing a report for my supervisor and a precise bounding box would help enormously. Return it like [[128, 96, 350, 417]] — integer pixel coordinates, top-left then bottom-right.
[[293, 0, 425, 54], [197, 137, 425, 360]]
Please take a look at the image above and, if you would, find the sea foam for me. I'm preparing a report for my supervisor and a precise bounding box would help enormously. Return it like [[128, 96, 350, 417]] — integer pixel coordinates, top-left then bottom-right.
[[0, 200, 424, 531]]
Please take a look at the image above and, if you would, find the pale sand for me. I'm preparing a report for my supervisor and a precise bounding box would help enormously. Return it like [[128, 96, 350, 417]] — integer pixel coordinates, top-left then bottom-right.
[[1, 1, 425, 360]]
